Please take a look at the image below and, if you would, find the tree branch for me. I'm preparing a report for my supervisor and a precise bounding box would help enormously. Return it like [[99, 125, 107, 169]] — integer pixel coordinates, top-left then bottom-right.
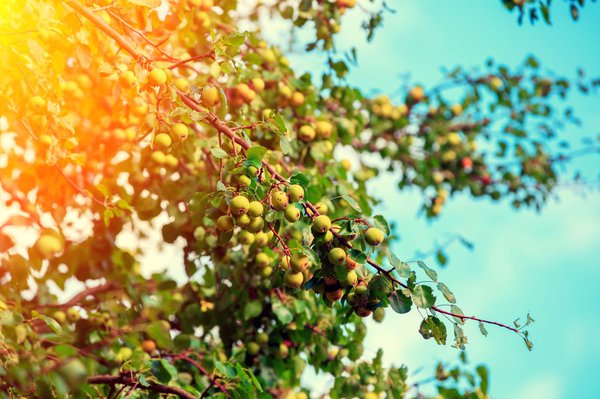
[[88, 374, 198, 399]]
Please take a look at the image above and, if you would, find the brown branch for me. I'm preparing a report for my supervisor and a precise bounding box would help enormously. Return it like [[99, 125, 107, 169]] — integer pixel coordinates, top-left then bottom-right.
[[88, 374, 198, 399], [42, 281, 117, 309], [177, 355, 229, 397]]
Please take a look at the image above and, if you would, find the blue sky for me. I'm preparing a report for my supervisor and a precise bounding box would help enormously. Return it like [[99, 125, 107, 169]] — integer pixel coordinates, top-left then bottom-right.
[[266, 1, 600, 397]]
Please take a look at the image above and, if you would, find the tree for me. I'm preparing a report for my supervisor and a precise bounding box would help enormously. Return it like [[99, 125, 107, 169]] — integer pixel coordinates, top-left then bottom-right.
[[0, 0, 597, 398]]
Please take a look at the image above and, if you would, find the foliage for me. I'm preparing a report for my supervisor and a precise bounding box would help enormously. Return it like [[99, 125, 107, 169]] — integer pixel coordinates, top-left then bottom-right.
[[0, 0, 595, 398]]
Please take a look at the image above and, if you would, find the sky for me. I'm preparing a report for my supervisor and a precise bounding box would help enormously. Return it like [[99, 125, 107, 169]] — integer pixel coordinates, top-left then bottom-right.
[[261, 1, 600, 398]]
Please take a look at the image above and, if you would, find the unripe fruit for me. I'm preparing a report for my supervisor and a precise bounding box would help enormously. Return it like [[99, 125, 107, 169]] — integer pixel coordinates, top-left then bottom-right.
[[278, 342, 289, 359], [298, 125, 316, 142], [373, 307, 385, 322], [270, 190, 289, 211], [284, 269, 304, 288], [287, 184, 304, 202], [490, 76, 503, 89], [66, 307, 80, 322], [235, 214, 251, 228], [238, 230, 255, 245], [238, 175, 252, 187], [325, 289, 344, 302], [36, 234, 63, 257], [59, 359, 87, 386], [174, 77, 190, 92], [328, 248, 346, 266], [284, 204, 301, 223], [312, 215, 331, 234], [260, 266, 273, 277], [247, 341, 260, 355], [290, 253, 310, 273], [29, 96, 46, 112], [142, 339, 157, 353], [154, 133, 172, 148], [341, 159, 351, 171], [344, 270, 358, 286], [148, 68, 167, 86], [39, 134, 53, 147], [216, 215, 234, 232], [290, 91, 305, 107], [451, 103, 463, 116], [251, 78, 265, 92], [165, 154, 179, 168], [354, 283, 368, 295], [248, 201, 264, 217], [247, 217, 264, 233], [257, 332, 269, 345], [255, 232, 269, 246], [315, 120, 333, 138], [52, 310, 66, 324], [364, 392, 378, 399], [119, 70, 136, 89], [151, 151, 167, 164], [201, 86, 220, 107], [314, 202, 328, 214], [364, 227, 384, 246], [255, 252, 271, 268], [230, 195, 250, 215], [447, 132, 461, 146], [170, 123, 188, 142], [323, 230, 333, 243], [346, 292, 359, 307], [280, 255, 291, 270], [30, 114, 47, 129], [116, 347, 133, 362]]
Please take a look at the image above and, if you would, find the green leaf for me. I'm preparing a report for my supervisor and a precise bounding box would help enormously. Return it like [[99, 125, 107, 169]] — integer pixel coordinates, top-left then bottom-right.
[[417, 260, 438, 282], [146, 321, 173, 350], [243, 300, 263, 320], [436, 282, 456, 304], [412, 285, 436, 309], [389, 290, 412, 314], [419, 316, 447, 345], [372, 215, 390, 235], [388, 251, 410, 278], [272, 301, 293, 324], [35, 313, 62, 334], [450, 305, 465, 325], [0, 310, 14, 326], [290, 171, 311, 188], [478, 321, 488, 337], [246, 145, 267, 162], [341, 195, 362, 212], [211, 147, 228, 159]]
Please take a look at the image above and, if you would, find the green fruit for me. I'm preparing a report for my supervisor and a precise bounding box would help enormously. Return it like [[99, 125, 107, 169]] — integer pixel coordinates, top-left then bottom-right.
[[323, 230, 333, 243], [328, 247, 346, 266], [230, 195, 250, 215], [235, 213, 251, 228], [364, 227, 384, 246], [287, 184, 304, 202], [247, 217, 264, 233], [290, 253, 309, 272], [59, 359, 87, 386], [312, 215, 331, 234], [284, 204, 301, 223], [247, 342, 260, 355], [66, 307, 80, 322], [284, 269, 304, 288], [52, 310, 66, 324], [259, 266, 273, 277], [216, 215, 235, 232], [238, 230, 255, 245], [116, 347, 133, 362], [257, 332, 269, 345], [314, 202, 328, 214], [193, 226, 206, 241], [373, 307, 385, 322], [344, 270, 358, 286], [346, 292, 359, 307], [278, 342, 289, 359], [238, 175, 252, 187], [248, 201, 264, 217], [270, 190, 289, 211], [354, 284, 368, 295], [255, 252, 271, 268]]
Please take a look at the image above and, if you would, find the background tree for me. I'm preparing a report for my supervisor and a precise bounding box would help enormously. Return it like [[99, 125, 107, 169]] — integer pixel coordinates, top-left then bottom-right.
[[0, 0, 597, 398]]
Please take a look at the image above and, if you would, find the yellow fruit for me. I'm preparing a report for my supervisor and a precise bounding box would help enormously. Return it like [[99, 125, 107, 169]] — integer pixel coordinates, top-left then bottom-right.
[[235, 213, 251, 227], [151, 151, 167, 164], [165, 154, 179, 168], [341, 159, 351, 171], [255, 252, 271, 268], [290, 253, 309, 273], [298, 125, 316, 142], [312, 215, 331, 234], [451, 103, 463, 116], [248, 201, 264, 217], [315, 120, 333, 138], [29, 96, 46, 112], [119, 70, 136, 89], [328, 247, 346, 266], [290, 91, 305, 107], [364, 227, 384, 246], [154, 133, 172, 148], [30, 114, 47, 129], [270, 190, 289, 211], [170, 123, 188, 142], [174, 77, 190, 92], [247, 217, 264, 233], [247, 341, 260, 355], [344, 270, 358, 286], [238, 230, 255, 245], [284, 269, 304, 288], [142, 339, 157, 353], [116, 347, 133, 362], [230, 195, 250, 215], [52, 310, 66, 324], [39, 134, 53, 147], [255, 232, 269, 246], [447, 132, 461, 146], [216, 215, 234, 231], [373, 307, 385, 322], [66, 307, 80, 322], [408, 85, 425, 102], [490, 76, 503, 89], [201, 86, 220, 107], [314, 202, 328, 214], [36, 234, 63, 257], [278, 83, 292, 98], [284, 204, 301, 223], [148, 68, 167, 86], [287, 184, 304, 202], [251, 78, 265, 92]]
